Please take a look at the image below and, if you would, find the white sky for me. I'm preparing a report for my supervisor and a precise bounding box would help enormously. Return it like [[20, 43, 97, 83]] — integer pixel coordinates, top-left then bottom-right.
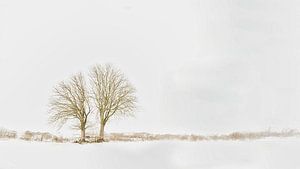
[[1, 0, 300, 136]]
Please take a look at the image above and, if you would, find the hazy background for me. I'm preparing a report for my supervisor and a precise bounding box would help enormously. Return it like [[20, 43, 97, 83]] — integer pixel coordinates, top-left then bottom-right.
[[1, 0, 300, 136]]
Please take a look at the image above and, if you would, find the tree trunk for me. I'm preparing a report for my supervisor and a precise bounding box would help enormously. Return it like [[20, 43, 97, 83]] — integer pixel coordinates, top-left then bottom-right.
[[80, 129, 86, 143], [98, 122, 105, 142]]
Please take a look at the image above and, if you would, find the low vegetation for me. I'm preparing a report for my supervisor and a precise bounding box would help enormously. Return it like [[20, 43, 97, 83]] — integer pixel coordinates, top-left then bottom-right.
[[1, 129, 299, 143], [0, 128, 17, 139], [20, 131, 68, 143], [103, 129, 300, 142]]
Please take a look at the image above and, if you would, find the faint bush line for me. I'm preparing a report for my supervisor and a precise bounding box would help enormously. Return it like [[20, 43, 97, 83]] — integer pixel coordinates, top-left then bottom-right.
[[103, 129, 300, 142], [0, 128, 17, 139], [1, 128, 299, 143]]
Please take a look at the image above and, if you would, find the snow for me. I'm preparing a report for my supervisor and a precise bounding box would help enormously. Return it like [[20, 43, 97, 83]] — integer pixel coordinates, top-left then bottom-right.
[[0, 138, 300, 169]]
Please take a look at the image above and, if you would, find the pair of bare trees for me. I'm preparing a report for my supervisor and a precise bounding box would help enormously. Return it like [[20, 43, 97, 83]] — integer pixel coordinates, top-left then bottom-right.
[[49, 64, 137, 142]]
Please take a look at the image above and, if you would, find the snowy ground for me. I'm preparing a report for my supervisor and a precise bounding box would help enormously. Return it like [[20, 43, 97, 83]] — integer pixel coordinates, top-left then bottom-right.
[[0, 138, 300, 169]]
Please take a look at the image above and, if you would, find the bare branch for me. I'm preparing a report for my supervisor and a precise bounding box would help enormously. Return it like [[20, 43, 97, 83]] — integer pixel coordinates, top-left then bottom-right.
[[49, 73, 92, 142], [90, 64, 137, 141]]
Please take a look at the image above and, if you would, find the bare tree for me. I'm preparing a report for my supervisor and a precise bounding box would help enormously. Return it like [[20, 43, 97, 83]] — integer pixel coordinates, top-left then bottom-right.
[[49, 73, 92, 142], [90, 64, 137, 142]]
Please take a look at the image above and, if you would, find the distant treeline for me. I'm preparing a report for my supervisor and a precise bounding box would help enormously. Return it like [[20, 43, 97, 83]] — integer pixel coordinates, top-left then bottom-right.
[[0, 128, 67, 143], [1, 128, 299, 143], [103, 129, 300, 142]]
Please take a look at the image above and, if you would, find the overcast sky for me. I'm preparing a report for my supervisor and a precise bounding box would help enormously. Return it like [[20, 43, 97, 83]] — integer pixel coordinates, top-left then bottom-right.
[[1, 0, 300, 136]]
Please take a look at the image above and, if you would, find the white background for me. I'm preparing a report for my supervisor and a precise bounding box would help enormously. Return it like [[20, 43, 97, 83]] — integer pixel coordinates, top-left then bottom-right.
[[1, 0, 300, 136]]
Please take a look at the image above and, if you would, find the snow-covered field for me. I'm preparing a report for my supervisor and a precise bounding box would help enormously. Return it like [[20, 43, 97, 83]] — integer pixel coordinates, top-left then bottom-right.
[[0, 138, 300, 169]]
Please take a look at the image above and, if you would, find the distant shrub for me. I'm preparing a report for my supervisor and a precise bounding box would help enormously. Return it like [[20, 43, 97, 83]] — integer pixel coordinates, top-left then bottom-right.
[[21, 131, 34, 141], [20, 131, 67, 143], [0, 128, 17, 139], [52, 136, 65, 143], [228, 132, 245, 140]]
